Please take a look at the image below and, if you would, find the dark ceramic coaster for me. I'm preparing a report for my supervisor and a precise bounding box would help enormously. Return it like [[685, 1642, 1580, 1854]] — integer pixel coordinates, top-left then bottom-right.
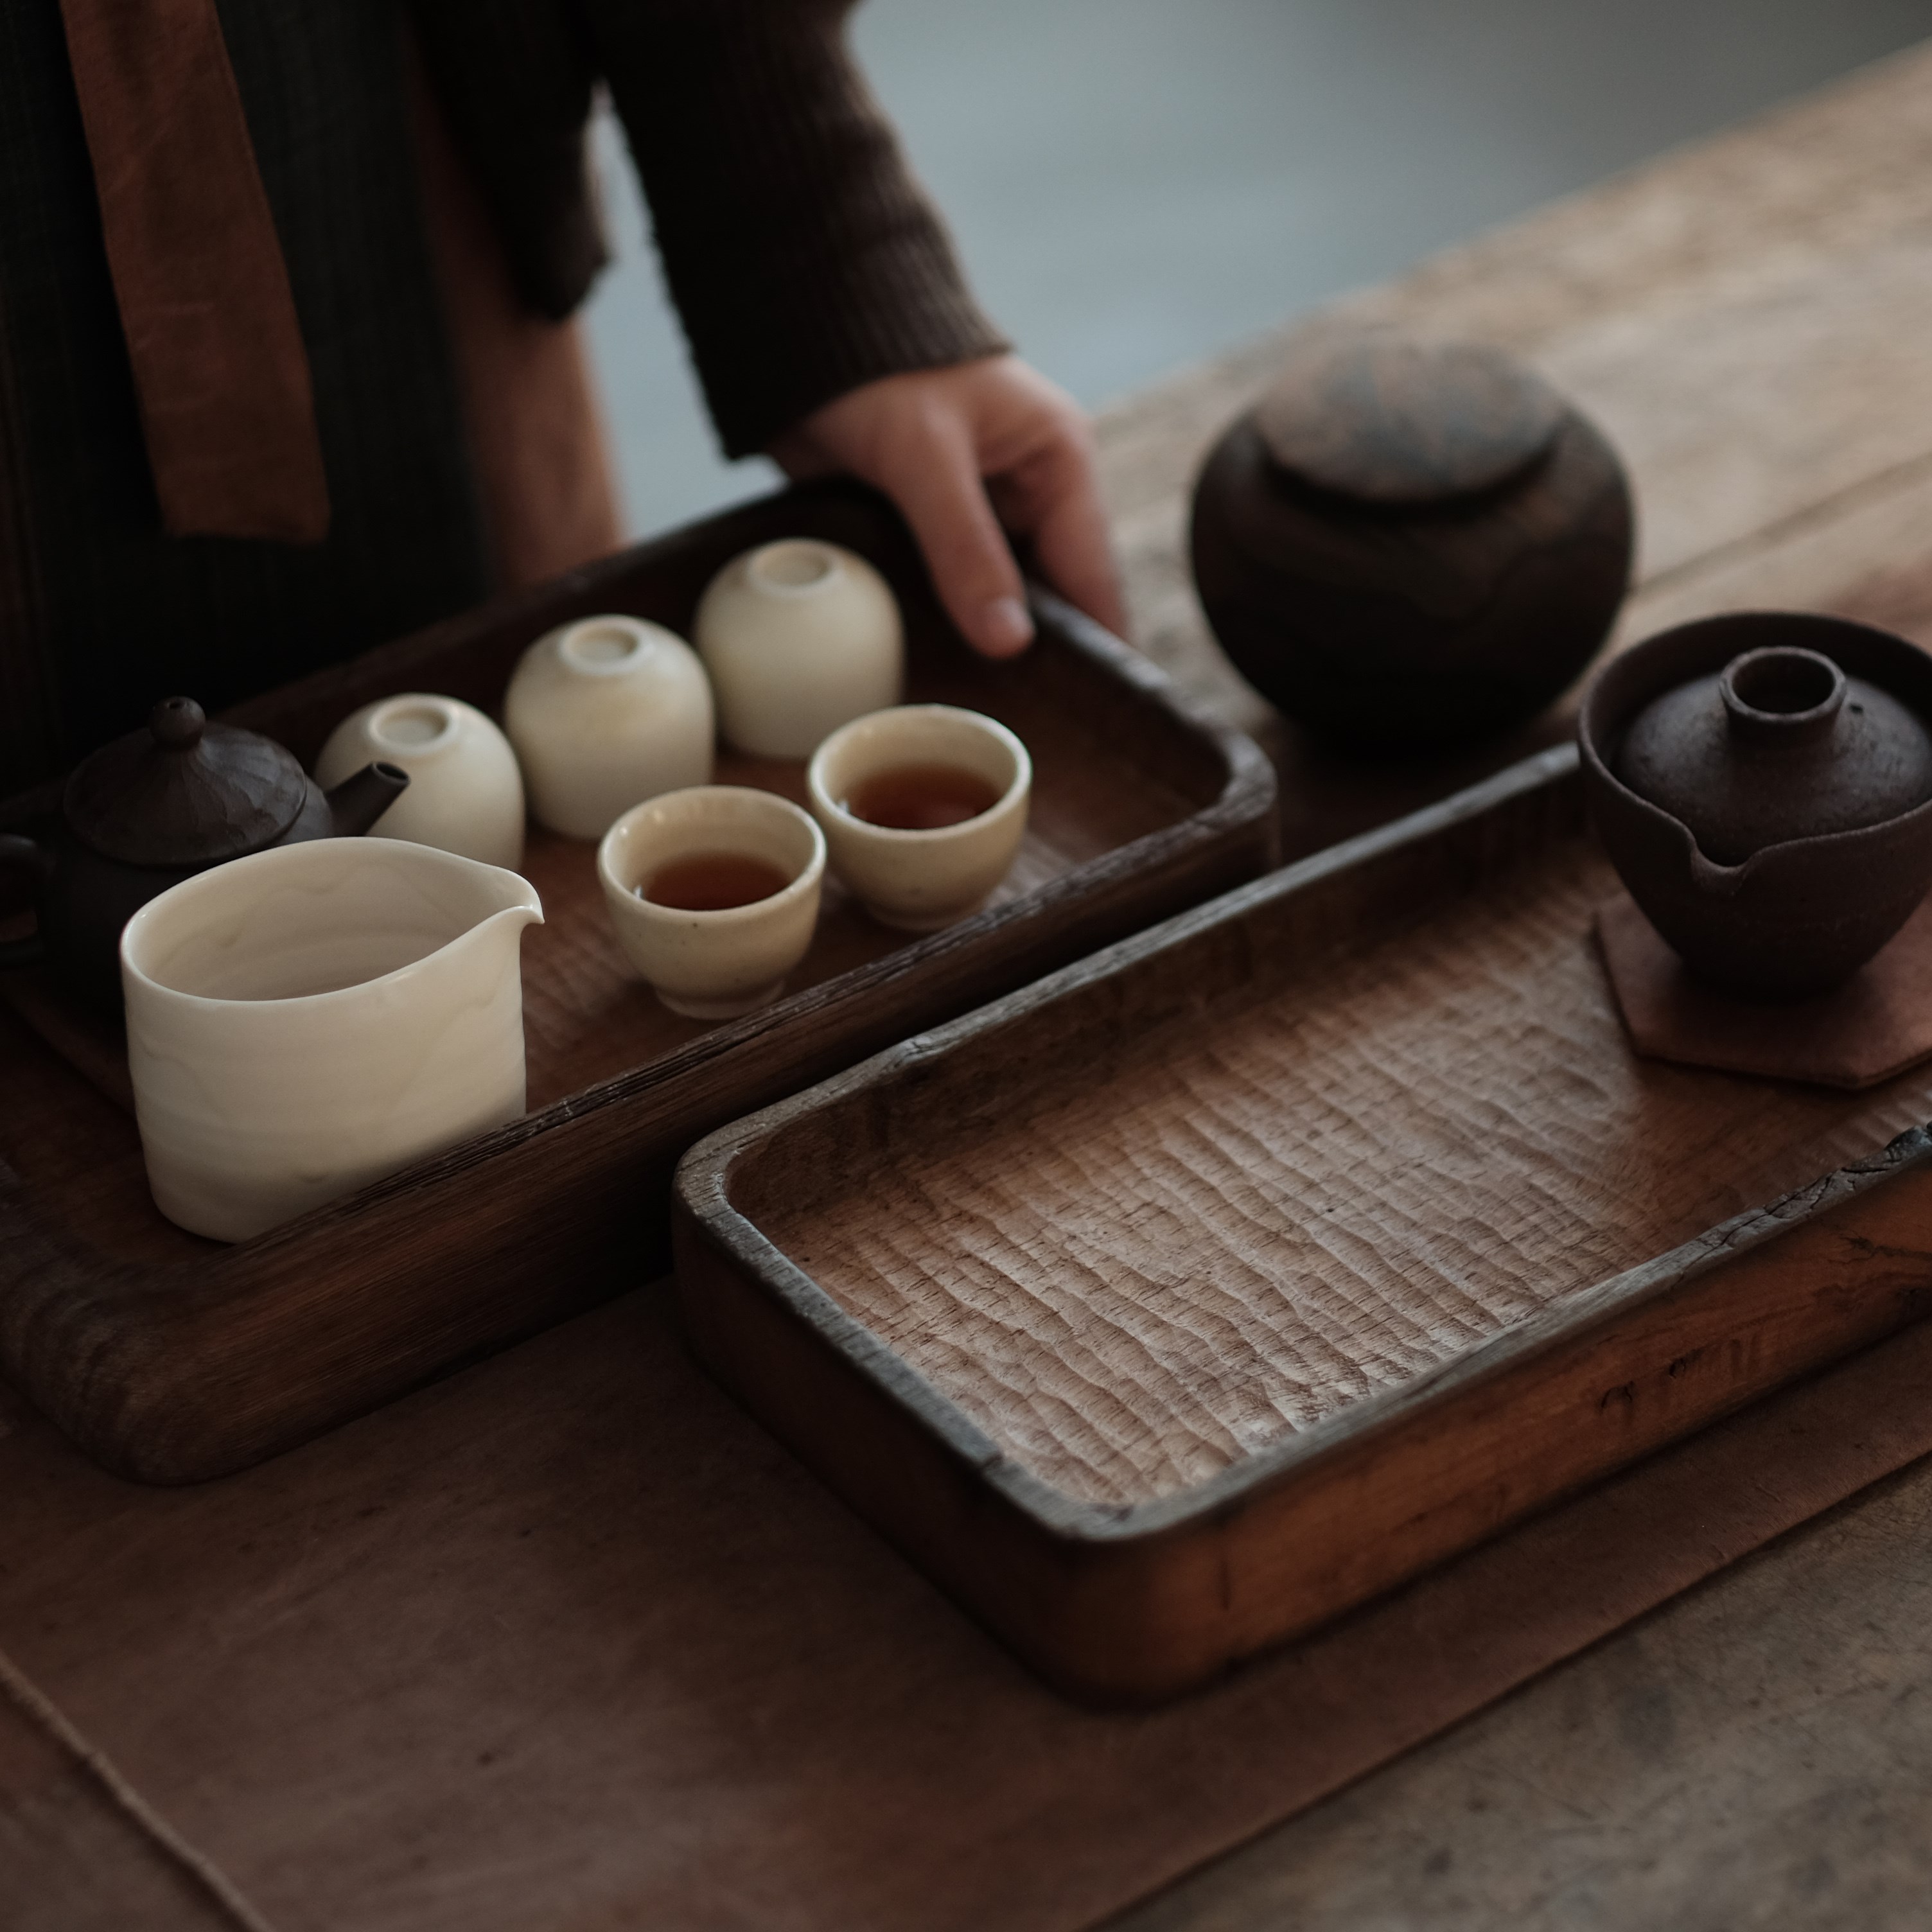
[[1595, 891, 1932, 1089]]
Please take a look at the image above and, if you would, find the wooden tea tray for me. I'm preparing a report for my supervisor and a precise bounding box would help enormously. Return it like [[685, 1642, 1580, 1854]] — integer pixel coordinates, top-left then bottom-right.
[[674, 745, 1932, 1704], [0, 483, 1274, 1484]]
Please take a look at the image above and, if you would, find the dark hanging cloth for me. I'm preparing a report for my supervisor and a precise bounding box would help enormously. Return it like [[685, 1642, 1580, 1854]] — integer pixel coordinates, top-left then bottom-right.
[[0, 0, 1005, 795], [0, 0, 492, 791]]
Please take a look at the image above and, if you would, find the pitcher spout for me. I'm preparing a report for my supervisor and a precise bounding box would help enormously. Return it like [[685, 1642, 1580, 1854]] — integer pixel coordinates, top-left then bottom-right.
[[326, 760, 411, 836]]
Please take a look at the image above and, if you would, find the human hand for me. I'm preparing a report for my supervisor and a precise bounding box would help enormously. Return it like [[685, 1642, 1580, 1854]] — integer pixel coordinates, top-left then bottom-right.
[[768, 354, 1127, 658]]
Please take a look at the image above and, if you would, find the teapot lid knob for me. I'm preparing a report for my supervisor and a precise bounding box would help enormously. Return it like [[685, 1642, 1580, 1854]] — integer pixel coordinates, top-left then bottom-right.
[[149, 696, 206, 750], [64, 696, 309, 868]]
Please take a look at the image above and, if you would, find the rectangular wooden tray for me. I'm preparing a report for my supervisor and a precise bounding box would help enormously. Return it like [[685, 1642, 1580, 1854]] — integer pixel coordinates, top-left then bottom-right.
[[0, 482, 1275, 1484], [673, 745, 1932, 1704]]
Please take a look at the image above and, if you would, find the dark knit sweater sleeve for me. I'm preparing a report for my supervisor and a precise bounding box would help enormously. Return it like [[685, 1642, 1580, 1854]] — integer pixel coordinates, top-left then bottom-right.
[[579, 0, 1008, 457]]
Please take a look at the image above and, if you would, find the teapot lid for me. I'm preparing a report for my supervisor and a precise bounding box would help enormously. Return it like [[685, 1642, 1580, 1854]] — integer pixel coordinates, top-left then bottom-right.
[[65, 697, 310, 867], [1254, 331, 1565, 506]]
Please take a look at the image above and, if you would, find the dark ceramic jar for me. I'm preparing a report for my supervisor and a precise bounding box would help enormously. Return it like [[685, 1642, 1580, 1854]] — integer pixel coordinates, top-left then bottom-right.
[[0, 697, 407, 1013], [1189, 329, 1635, 750], [1579, 612, 1932, 999]]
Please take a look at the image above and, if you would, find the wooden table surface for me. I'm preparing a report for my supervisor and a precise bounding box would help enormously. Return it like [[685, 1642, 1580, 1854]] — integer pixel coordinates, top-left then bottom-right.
[[10, 41, 1932, 1932], [1105, 42, 1932, 1927]]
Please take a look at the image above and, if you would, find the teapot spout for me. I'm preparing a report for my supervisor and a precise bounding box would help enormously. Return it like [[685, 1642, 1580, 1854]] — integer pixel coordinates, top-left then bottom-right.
[[326, 760, 410, 837]]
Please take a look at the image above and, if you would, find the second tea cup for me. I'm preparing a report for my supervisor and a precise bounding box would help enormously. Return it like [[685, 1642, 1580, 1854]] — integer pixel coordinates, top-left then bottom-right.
[[599, 786, 825, 1018], [807, 705, 1031, 931]]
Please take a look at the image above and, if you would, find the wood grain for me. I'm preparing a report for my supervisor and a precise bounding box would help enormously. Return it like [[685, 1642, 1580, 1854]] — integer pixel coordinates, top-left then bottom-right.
[[768, 845, 1932, 1508], [678, 751, 1932, 1698], [0, 1646, 272, 1932]]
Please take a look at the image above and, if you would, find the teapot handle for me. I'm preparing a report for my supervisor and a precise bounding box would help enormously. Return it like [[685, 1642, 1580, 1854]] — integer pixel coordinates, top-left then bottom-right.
[[0, 833, 51, 968]]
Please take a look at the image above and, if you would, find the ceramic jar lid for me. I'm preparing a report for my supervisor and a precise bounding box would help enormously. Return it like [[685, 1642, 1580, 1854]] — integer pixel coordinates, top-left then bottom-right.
[[1254, 331, 1565, 506], [64, 696, 310, 868], [1614, 644, 1932, 865]]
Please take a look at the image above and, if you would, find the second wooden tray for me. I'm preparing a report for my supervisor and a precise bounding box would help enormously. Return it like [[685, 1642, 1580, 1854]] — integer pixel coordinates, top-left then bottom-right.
[[0, 483, 1274, 1484], [674, 746, 1932, 1703]]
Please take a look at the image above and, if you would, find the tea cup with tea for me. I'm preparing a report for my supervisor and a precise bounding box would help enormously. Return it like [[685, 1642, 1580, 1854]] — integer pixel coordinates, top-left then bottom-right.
[[806, 705, 1030, 931], [598, 786, 826, 1017]]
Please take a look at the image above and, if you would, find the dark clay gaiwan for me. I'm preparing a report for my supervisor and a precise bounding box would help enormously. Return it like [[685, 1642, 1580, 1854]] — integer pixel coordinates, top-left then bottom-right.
[[0, 696, 408, 1013], [1579, 612, 1932, 1000], [1189, 328, 1635, 750]]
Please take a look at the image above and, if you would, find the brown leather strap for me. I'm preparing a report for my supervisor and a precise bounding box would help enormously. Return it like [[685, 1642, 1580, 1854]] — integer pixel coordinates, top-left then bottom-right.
[[57, 0, 330, 544]]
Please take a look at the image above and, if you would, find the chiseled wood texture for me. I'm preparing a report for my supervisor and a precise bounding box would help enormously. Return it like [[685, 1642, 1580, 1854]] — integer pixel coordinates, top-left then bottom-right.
[[676, 750, 1932, 1699], [0, 480, 1274, 1484], [766, 847, 1932, 1510]]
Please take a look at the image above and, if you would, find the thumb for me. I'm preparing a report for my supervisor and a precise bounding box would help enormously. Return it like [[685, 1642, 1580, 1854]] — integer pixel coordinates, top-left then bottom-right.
[[879, 428, 1035, 658]]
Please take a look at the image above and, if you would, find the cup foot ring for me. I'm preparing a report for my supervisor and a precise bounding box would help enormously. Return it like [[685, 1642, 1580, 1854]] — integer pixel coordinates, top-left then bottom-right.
[[654, 981, 786, 1020]]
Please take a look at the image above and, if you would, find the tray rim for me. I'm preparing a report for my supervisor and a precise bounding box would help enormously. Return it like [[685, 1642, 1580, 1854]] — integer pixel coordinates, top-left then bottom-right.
[[0, 482, 1281, 1484], [676, 742, 1932, 1547], [0, 495, 1276, 1287]]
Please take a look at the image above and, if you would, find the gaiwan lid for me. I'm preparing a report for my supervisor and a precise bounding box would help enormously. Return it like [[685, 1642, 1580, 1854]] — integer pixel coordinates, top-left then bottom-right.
[[64, 696, 310, 868], [1615, 644, 1932, 866], [1254, 331, 1565, 506]]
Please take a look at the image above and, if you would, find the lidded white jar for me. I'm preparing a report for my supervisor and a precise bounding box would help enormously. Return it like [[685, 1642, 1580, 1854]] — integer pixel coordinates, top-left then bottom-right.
[[694, 540, 903, 758], [504, 615, 715, 839], [314, 692, 526, 871]]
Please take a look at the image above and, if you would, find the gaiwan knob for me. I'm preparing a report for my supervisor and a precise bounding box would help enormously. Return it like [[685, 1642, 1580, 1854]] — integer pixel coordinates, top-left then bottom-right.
[[1188, 327, 1635, 751], [1615, 642, 1932, 867], [1579, 612, 1932, 999]]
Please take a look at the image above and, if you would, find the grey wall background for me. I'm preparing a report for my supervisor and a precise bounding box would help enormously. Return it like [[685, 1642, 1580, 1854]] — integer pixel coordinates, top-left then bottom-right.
[[582, 1, 1932, 538]]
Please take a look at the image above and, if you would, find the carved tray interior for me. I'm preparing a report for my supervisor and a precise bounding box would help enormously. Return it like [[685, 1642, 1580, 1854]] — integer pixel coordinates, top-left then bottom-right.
[[755, 823, 1930, 1511], [681, 751, 1932, 1697]]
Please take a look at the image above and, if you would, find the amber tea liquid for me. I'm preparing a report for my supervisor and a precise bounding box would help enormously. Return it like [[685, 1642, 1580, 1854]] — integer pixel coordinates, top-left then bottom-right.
[[845, 762, 1001, 831], [642, 851, 793, 911]]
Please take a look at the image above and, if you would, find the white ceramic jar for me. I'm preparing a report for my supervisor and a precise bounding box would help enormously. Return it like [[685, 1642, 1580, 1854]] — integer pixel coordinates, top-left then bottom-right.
[[504, 614, 714, 839], [313, 692, 526, 871], [598, 786, 825, 1018], [694, 539, 903, 758], [121, 838, 543, 1242], [807, 705, 1031, 931]]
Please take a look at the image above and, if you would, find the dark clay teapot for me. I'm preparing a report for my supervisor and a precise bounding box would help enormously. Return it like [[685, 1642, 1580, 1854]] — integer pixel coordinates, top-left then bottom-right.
[[1579, 613, 1932, 1000], [1189, 328, 1635, 750], [0, 696, 408, 1012]]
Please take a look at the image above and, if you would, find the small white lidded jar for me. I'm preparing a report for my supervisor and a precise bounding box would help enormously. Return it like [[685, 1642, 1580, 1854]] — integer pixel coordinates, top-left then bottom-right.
[[598, 786, 825, 1019], [694, 539, 903, 758], [505, 614, 714, 840], [314, 692, 526, 872], [807, 705, 1031, 931]]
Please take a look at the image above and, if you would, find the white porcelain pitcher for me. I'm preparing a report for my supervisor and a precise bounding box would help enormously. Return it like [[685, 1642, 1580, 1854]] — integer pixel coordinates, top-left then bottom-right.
[[121, 837, 543, 1242]]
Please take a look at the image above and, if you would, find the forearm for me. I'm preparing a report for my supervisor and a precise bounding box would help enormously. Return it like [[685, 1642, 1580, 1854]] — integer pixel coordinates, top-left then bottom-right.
[[579, 0, 1005, 455]]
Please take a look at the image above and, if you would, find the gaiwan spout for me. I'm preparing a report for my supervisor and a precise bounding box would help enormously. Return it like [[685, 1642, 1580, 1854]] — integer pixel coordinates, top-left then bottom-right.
[[324, 759, 410, 837]]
